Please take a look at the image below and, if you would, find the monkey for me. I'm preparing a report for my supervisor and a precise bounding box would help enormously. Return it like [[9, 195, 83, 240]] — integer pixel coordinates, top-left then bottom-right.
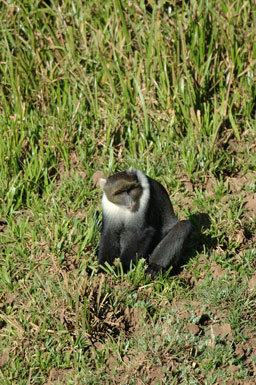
[[97, 168, 192, 277]]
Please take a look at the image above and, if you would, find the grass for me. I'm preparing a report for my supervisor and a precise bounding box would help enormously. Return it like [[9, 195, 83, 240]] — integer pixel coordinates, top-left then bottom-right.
[[0, 0, 255, 384]]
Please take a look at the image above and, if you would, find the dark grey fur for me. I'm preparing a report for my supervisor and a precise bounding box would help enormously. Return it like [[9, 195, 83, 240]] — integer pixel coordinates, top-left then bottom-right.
[[98, 170, 192, 277]]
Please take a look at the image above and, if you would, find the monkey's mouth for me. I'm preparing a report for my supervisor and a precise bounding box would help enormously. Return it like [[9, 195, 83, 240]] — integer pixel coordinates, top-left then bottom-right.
[[123, 195, 136, 211], [128, 204, 137, 212]]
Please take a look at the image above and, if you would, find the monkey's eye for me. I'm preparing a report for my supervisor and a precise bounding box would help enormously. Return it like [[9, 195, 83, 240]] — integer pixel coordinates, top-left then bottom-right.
[[115, 190, 127, 196], [115, 184, 139, 196]]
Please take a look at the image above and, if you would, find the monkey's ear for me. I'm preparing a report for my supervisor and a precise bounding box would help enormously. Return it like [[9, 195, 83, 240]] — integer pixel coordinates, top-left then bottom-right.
[[98, 178, 107, 189], [127, 167, 135, 174], [92, 171, 106, 188]]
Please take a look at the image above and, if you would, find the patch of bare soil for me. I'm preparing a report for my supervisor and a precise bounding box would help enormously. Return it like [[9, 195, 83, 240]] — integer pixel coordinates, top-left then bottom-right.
[[205, 323, 233, 346], [0, 348, 9, 367], [179, 258, 229, 289], [43, 368, 73, 385], [227, 172, 255, 194], [248, 273, 256, 291], [244, 193, 256, 219], [105, 347, 174, 385], [228, 172, 256, 220], [124, 307, 146, 333], [205, 170, 256, 218], [205, 176, 217, 197]]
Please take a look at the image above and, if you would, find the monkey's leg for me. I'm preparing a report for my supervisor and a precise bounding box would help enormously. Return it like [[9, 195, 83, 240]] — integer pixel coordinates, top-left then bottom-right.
[[147, 220, 192, 277], [98, 230, 120, 272]]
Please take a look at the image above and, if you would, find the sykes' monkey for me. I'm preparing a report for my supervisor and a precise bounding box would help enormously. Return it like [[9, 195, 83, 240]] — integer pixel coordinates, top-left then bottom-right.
[[98, 169, 191, 277]]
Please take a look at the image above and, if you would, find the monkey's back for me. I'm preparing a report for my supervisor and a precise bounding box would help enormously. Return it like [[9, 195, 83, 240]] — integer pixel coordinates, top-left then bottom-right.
[[146, 177, 178, 237]]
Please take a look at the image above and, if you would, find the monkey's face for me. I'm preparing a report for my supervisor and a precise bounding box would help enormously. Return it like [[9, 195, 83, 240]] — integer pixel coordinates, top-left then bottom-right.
[[101, 171, 143, 212]]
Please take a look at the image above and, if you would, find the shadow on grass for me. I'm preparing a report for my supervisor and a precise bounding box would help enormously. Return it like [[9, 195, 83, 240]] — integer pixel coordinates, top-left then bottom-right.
[[170, 212, 217, 276], [189, 212, 217, 253]]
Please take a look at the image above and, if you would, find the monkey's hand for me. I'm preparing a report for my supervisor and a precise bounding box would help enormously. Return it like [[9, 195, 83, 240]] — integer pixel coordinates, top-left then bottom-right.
[[146, 263, 164, 279]]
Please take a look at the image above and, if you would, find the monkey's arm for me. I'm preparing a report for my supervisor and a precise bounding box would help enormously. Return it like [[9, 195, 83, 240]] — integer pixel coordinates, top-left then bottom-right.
[[147, 220, 192, 277], [98, 226, 120, 271]]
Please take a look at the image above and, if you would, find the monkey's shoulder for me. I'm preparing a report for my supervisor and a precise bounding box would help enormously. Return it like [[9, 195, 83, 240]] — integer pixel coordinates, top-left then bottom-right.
[[147, 177, 171, 199], [147, 177, 176, 214]]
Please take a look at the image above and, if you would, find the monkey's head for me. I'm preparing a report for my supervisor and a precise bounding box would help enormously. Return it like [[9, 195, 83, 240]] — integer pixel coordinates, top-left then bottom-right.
[[99, 169, 143, 212]]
